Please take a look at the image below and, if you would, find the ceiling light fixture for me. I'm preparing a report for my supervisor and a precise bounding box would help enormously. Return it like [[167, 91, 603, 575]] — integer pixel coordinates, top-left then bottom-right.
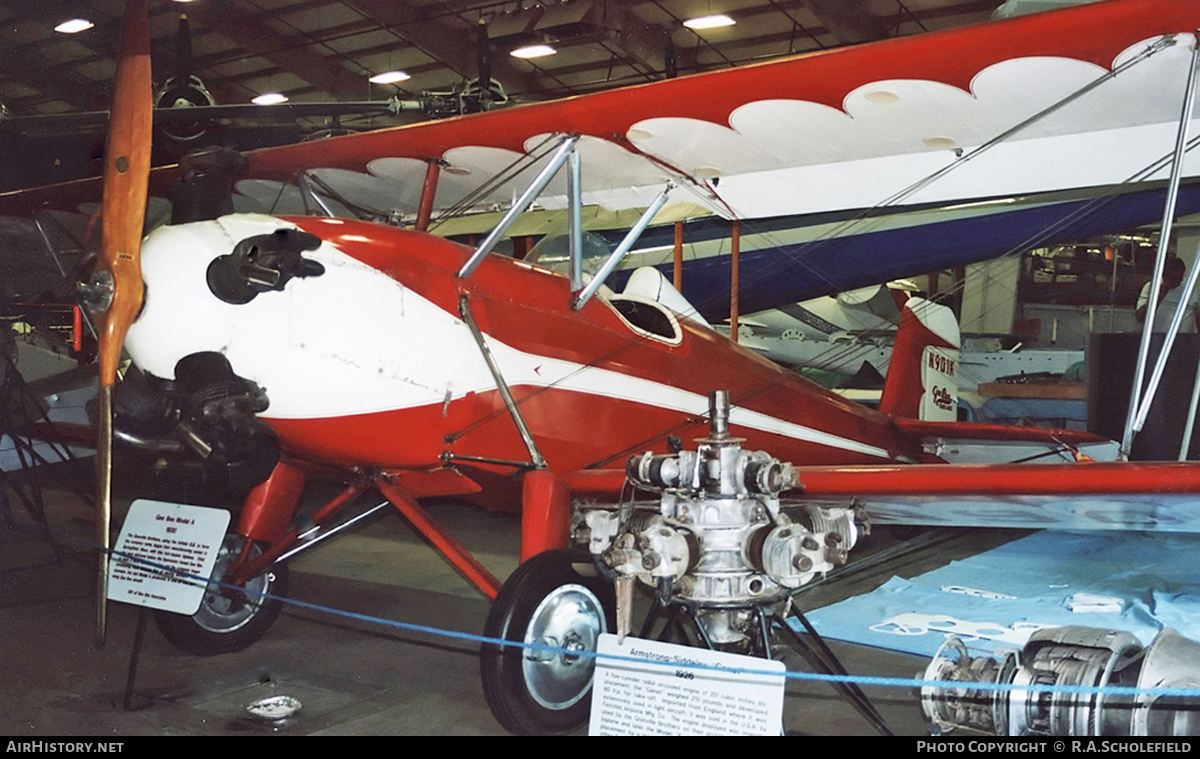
[[54, 18, 94, 34], [683, 14, 735, 30], [252, 92, 288, 105], [369, 70, 411, 84], [511, 44, 556, 59]]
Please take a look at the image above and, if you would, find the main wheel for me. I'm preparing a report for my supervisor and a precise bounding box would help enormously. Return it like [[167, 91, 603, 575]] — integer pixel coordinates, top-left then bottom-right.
[[155, 534, 288, 655], [481, 549, 615, 735]]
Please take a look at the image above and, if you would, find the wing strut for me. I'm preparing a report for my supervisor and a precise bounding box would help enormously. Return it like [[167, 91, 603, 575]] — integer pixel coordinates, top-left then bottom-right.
[[451, 132, 673, 312], [1122, 33, 1200, 457], [457, 134, 579, 278], [572, 183, 674, 310], [415, 159, 443, 232], [567, 147, 583, 293], [297, 173, 337, 217], [458, 295, 547, 470]]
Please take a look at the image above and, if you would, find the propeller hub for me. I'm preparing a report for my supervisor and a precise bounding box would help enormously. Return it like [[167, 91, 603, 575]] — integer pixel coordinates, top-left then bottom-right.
[[78, 270, 114, 316]]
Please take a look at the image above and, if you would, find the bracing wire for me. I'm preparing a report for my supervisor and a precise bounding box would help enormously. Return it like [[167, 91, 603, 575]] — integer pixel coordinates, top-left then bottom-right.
[[444, 34, 1185, 457]]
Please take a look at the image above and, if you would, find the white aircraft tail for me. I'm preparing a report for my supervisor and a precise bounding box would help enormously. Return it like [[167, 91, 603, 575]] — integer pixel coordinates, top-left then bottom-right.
[[879, 297, 960, 421]]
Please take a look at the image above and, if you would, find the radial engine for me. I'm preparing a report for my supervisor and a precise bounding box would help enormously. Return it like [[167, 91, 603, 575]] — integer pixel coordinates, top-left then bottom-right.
[[921, 626, 1200, 736], [574, 390, 866, 645]]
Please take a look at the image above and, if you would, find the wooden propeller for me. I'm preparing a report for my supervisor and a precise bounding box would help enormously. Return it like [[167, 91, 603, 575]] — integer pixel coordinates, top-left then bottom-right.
[[94, 0, 152, 647]]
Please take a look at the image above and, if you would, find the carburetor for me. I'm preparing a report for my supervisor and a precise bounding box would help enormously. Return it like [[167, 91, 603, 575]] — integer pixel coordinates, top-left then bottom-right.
[[576, 390, 866, 644]]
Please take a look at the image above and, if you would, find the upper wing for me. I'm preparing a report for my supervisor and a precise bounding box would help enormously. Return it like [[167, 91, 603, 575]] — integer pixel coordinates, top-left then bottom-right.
[[2, 0, 1198, 227]]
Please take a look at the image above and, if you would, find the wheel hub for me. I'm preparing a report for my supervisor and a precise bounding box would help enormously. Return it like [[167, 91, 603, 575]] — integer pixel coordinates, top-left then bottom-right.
[[561, 632, 585, 664], [521, 583, 605, 711], [194, 537, 273, 634]]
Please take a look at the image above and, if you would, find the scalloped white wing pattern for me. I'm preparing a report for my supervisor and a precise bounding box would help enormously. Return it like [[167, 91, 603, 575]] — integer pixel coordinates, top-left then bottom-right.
[[229, 39, 1200, 223]]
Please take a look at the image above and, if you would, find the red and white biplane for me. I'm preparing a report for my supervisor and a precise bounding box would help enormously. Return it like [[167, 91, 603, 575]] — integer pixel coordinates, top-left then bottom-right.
[[5, 0, 1200, 736]]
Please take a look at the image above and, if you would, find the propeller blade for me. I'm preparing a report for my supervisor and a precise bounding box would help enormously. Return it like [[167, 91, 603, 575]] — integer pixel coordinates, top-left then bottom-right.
[[95, 0, 152, 648]]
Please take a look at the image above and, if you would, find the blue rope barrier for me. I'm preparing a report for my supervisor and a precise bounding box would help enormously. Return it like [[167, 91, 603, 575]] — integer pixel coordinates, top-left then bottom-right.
[[37, 522, 1200, 700]]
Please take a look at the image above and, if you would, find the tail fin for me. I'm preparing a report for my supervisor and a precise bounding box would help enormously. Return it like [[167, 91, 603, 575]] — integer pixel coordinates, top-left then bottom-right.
[[879, 297, 960, 421]]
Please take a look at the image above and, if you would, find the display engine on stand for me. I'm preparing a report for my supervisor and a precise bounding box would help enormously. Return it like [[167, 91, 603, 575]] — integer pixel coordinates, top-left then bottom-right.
[[580, 390, 865, 646], [481, 390, 892, 736]]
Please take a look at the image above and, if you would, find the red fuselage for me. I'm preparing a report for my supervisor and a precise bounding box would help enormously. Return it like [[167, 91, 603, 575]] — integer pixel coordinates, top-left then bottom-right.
[[265, 217, 924, 482]]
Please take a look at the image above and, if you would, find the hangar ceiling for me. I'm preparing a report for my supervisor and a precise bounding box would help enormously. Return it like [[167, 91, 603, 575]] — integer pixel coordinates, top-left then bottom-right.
[[0, 0, 1008, 122]]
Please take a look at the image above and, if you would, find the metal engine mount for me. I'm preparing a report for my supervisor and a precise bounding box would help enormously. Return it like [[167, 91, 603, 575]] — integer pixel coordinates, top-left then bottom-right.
[[576, 390, 866, 645], [921, 626, 1200, 736]]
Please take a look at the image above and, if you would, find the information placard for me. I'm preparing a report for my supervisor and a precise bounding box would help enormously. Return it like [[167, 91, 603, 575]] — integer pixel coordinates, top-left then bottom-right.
[[107, 499, 230, 615], [589, 633, 786, 736]]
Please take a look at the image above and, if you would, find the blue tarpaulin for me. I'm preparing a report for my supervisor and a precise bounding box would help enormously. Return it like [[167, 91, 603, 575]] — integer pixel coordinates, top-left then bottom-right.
[[801, 531, 1200, 659]]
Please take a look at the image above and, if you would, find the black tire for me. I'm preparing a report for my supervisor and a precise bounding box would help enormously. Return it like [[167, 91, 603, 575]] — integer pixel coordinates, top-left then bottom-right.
[[481, 549, 615, 735], [155, 534, 288, 656]]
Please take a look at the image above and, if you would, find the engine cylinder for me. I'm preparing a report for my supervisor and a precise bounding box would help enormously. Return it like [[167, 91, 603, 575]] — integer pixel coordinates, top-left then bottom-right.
[[577, 390, 863, 644]]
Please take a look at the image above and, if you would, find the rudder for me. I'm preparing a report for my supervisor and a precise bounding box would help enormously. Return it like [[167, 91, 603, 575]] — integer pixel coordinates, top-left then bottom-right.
[[879, 297, 960, 421]]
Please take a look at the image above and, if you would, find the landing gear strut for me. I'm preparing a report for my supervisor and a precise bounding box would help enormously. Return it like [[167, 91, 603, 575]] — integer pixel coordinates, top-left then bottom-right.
[[481, 390, 890, 735]]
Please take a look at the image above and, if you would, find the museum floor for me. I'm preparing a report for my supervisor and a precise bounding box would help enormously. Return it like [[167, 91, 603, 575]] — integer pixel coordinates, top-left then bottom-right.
[[0, 459, 1021, 737]]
